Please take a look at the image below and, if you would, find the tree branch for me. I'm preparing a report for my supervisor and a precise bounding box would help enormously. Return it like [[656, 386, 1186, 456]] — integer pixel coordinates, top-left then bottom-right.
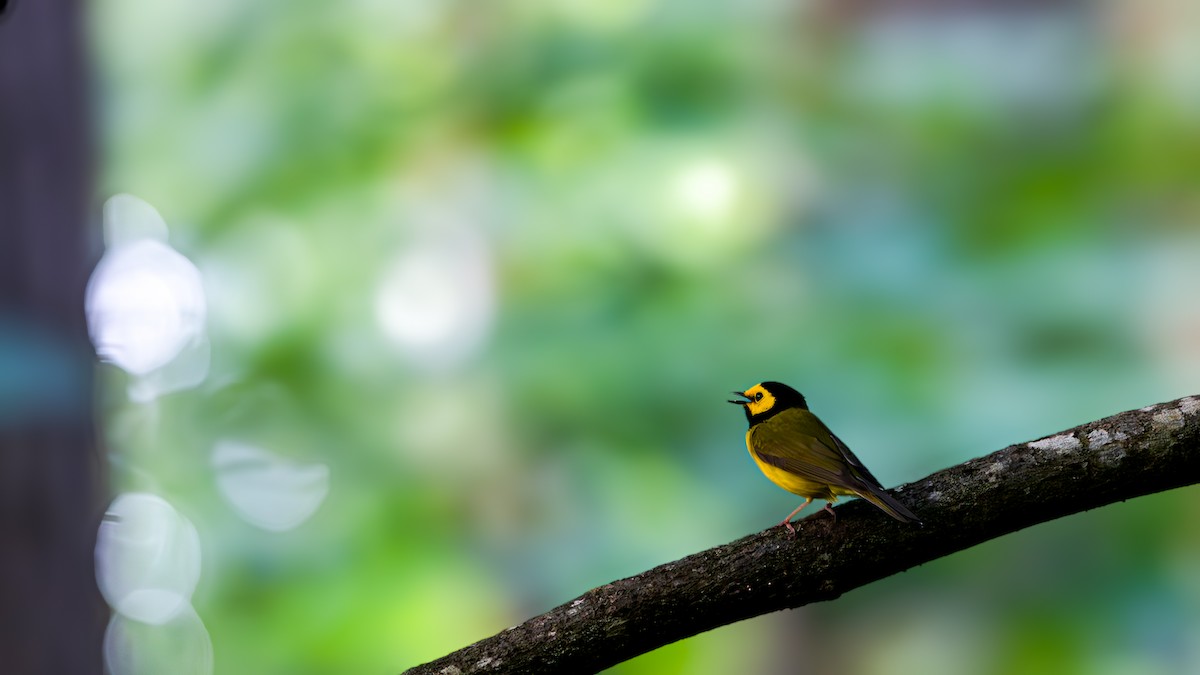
[[404, 395, 1200, 675]]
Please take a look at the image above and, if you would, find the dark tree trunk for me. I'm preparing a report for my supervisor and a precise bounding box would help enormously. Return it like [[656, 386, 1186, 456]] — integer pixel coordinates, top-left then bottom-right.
[[0, 1, 105, 673]]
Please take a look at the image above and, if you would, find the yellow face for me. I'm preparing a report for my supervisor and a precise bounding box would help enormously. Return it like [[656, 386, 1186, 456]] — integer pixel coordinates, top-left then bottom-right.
[[741, 384, 777, 417]]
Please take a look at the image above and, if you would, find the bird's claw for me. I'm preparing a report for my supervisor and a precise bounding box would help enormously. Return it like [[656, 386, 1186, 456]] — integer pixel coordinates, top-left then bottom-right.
[[780, 519, 797, 539], [822, 503, 837, 522]]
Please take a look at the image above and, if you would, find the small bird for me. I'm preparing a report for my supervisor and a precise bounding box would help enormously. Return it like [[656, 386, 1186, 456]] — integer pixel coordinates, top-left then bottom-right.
[[729, 381, 920, 534]]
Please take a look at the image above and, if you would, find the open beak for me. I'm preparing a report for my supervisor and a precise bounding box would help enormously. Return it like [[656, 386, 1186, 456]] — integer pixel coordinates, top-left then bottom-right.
[[727, 390, 751, 406]]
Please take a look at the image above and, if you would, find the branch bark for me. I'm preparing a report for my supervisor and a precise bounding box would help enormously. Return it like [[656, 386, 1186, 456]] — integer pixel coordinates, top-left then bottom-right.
[[404, 395, 1200, 675]]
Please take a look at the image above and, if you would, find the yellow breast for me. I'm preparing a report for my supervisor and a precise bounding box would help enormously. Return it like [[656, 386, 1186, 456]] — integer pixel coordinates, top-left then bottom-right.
[[745, 429, 850, 501]]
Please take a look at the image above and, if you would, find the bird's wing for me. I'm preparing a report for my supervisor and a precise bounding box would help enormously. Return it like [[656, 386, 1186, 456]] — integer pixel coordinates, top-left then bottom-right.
[[754, 409, 921, 524], [827, 429, 887, 489], [751, 408, 884, 493]]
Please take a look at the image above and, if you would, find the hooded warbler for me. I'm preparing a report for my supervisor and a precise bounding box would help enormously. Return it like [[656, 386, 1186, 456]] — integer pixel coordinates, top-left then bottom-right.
[[729, 381, 920, 534]]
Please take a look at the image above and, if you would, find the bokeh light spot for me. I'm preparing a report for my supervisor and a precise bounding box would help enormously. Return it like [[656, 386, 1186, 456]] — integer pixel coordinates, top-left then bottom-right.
[[102, 192, 170, 247], [213, 440, 331, 532], [86, 194, 208, 397], [374, 229, 495, 370], [104, 604, 213, 675], [672, 159, 738, 223], [95, 493, 201, 625]]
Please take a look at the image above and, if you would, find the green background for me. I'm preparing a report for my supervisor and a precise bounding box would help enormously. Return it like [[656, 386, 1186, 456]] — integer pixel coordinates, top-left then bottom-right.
[[92, 1, 1200, 673]]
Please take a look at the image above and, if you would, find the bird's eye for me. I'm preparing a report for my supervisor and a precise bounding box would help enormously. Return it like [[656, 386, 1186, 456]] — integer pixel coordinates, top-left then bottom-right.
[[754, 392, 763, 401]]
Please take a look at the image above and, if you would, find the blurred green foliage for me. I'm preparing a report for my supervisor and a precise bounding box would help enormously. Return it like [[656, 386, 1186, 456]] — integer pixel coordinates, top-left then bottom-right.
[[92, 1, 1200, 673]]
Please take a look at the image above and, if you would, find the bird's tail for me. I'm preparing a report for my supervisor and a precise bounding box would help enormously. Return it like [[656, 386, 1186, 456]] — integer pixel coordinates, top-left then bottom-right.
[[855, 485, 922, 525]]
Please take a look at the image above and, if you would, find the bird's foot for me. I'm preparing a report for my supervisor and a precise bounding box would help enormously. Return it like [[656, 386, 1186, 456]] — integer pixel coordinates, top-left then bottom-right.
[[779, 519, 797, 538], [822, 503, 837, 522]]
